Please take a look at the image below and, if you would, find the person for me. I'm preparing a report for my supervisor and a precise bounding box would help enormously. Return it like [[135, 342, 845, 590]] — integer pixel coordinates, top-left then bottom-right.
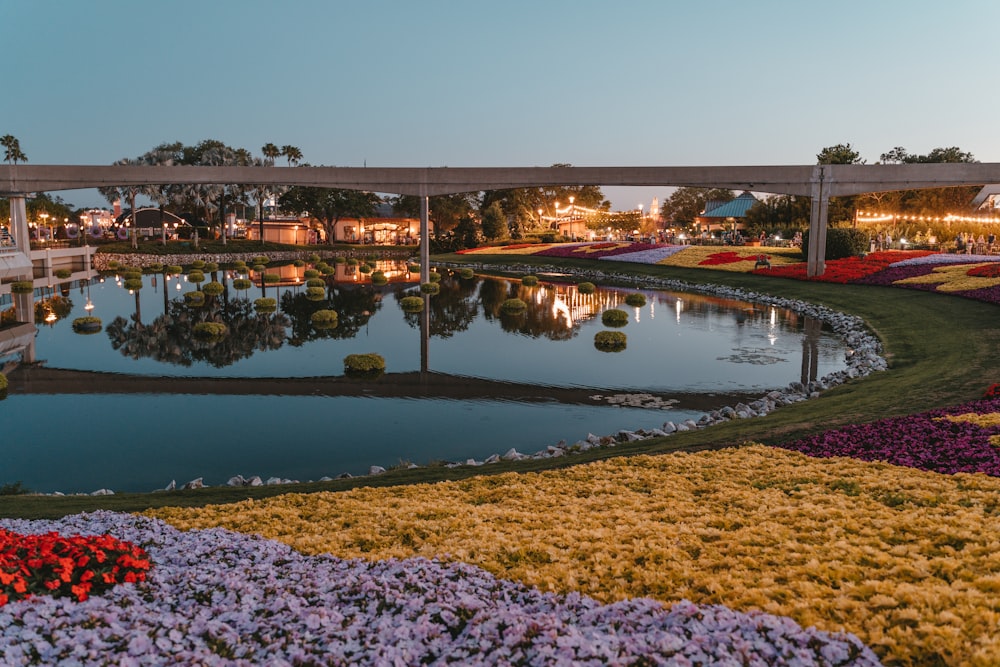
[[988, 232, 996, 254], [876, 231, 884, 251], [977, 235, 986, 254]]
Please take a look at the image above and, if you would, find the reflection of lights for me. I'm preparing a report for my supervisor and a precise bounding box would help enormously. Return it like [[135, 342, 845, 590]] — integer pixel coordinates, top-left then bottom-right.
[[675, 298, 683, 323], [84, 299, 94, 311], [175, 283, 181, 291], [45, 311, 57, 323]]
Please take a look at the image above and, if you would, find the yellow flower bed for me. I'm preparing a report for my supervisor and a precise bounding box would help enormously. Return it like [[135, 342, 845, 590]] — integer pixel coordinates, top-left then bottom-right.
[[147, 446, 1000, 666], [457, 243, 564, 255], [894, 263, 1000, 292], [658, 246, 803, 271]]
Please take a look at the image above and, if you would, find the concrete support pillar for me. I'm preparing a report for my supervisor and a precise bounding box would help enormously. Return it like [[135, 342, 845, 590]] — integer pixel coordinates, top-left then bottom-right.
[[806, 166, 829, 277], [9, 195, 29, 252], [419, 195, 430, 284]]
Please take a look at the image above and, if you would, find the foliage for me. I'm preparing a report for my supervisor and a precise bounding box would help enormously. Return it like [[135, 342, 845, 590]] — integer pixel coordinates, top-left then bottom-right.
[[371, 271, 388, 286], [183, 291, 205, 304], [0, 373, 6, 398], [420, 282, 440, 295], [428, 271, 442, 283], [71, 317, 102, 334], [624, 293, 647, 307], [305, 286, 326, 301], [306, 278, 326, 288], [816, 142, 865, 165], [310, 309, 339, 328], [254, 298, 277, 312], [359, 263, 372, 274], [145, 263, 164, 273], [165, 265, 183, 275], [303, 269, 320, 279], [263, 273, 280, 284], [279, 187, 381, 244], [577, 281, 596, 294], [232, 278, 252, 291], [479, 200, 509, 242], [186, 270, 205, 283], [253, 256, 270, 265], [521, 275, 539, 286], [192, 322, 228, 339], [0, 480, 27, 495], [1, 134, 27, 164], [500, 298, 527, 314], [190, 260, 205, 269], [399, 296, 424, 312], [601, 309, 629, 327], [203, 262, 219, 272], [9, 281, 33, 294], [594, 330, 627, 350], [660, 187, 735, 225], [801, 228, 869, 260], [343, 352, 385, 374], [458, 268, 474, 279], [53, 269, 72, 279], [123, 278, 143, 291], [201, 281, 224, 296]]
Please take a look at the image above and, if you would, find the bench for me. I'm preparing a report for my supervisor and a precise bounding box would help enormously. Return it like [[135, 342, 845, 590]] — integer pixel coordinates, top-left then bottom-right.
[[754, 255, 771, 270]]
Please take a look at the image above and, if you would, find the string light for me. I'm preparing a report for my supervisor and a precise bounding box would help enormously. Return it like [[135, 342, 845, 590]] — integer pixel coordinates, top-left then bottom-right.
[[855, 210, 1000, 224]]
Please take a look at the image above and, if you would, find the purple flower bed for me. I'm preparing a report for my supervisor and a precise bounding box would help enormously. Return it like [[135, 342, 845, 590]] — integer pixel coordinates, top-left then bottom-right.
[[889, 253, 1000, 267], [953, 284, 1000, 306], [850, 263, 940, 288], [534, 242, 661, 259], [776, 397, 1000, 476], [0, 512, 880, 666], [598, 245, 689, 264]]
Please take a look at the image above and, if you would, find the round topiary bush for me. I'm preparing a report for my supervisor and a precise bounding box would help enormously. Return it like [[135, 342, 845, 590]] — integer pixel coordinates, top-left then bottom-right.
[[232, 278, 252, 291], [147, 263, 164, 273], [319, 264, 336, 275], [344, 352, 386, 376], [407, 263, 420, 274], [400, 295, 424, 312], [601, 308, 629, 327], [305, 286, 326, 301], [106, 260, 121, 270], [192, 322, 228, 339], [371, 271, 388, 286], [458, 267, 475, 279], [71, 316, 102, 334], [187, 270, 205, 283], [293, 259, 305, 267], [123, 278, 143, 291], [232, 260, 247, 270], [184, 290, 205, 305], [420, 282, 440, 295], [253, 255, 270, 265], [165, 265, 183, 275], [311, 309, 339, 328], [594, 330, 627, 352], [123, 271, 143, 282], [347, 257, 360, 266], [190, 259, 206, 270], [254, 297, 277, 312], [359, 263, 373, 274], [333, 256, 347, 264], [308, 253, 321, 263], [500, 298, 528, 314], [263, 273, 280, 284], [0, 372, 6, 399], [202, 281, 224, 296], [428, 271, 442, 283], [521, 275, 539, 286], [54, 269, 72, 279], [577, 281, 596, 294], [306, 278, 326, 288], [10, 281, 34, 294], [304, 269, 321, 279], [625, 293, 647, 307], [203, 262, 219, 272], [252, 263, 267, 273]]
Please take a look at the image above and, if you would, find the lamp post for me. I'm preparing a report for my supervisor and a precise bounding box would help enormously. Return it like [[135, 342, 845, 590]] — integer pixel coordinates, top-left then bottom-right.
[[39, 213, 49, 242], [568, 196, 575, 240]]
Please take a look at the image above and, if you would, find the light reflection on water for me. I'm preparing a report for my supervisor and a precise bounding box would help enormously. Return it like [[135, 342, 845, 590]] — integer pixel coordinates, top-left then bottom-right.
[[0, 264, 848, 493]]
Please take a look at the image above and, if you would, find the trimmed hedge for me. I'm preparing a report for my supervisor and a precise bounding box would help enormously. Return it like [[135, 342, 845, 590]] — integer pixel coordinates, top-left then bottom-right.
[[184, 291, 205, 305], [0, 372, 6, 398], [10, 281, 34, 294], [521, 275, 539, 286], [232, 278, 252, 291], [303, 269, 321, 279], [263, 273, 281, 284], [594, 330, 627, 351], [186, 270, 205, 283], [500, 298, 528, 314], [420, 282, 440, 295], [54, 269, 72, 279], [254, 297, 277, 312], [801, 227, 869, 260], [305, 286, 326, 301], [311, 309, 339, 328], [306, 278, 326, 288], [458, 267, 475, 279], [202, 281, 224, 296], [190, 260, 206, 270], [164, 265, 183, 275], [428, 271, 442, 283], [123, 278, 144, 291], [71, 316, 102, 334], [192, 322, 228, 339], [400, 295, 424, 312], [371, 271, 388, 286], [601, 309, 629, 327], [624, 293, 647, 307], [344, 352, 385, 374], [203, 262, 219, 272], [577, 281, 596, 294]]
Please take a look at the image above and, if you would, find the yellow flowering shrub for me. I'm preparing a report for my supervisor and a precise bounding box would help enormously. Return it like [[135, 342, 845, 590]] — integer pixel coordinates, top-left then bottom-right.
[[938, 411, 1000, 429], [658, 246, 802, 270], [457, 243, 564, 255], [147, 446, 1000, 666], [894, 262, 1000, 292]]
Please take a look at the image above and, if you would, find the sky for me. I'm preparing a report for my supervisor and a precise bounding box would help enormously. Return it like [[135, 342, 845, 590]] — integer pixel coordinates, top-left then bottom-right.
[[4, 0, 1000, 212]]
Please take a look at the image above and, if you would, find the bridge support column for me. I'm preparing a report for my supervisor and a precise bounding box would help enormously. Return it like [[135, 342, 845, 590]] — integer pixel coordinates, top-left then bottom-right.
[[419, 195, 430, 284], [10, 196, 29, 254], [806, 166, 829, 277]]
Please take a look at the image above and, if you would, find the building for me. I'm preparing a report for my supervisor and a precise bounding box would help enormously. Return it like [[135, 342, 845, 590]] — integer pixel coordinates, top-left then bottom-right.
[[694, 191, 758, 234]]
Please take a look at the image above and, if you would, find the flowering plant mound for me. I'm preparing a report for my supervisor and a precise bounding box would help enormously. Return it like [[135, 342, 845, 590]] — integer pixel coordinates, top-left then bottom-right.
[[967, 263, 1000, 278], [0, 512, 878, 666], [0, 528, 149, 605], [985, 384, 1000, 398], [699, 251, 763, 266], [534, 242, 655, 259]]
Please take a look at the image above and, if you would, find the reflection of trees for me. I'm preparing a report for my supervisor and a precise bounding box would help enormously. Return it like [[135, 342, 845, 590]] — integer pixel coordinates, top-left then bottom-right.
[[480, 279, 575, 340], [35, 296, 73, 326], [106, 296, 289, 367], [281, 285, 382, 345], [395, 274, 479, 338]]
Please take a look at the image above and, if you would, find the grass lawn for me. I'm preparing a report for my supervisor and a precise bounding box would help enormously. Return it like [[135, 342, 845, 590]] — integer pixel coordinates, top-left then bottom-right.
[[2, 253, 998, 519]]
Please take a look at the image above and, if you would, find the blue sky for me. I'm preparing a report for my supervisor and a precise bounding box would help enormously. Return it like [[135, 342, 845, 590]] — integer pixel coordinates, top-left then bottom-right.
[[4, 0, 999, 211]]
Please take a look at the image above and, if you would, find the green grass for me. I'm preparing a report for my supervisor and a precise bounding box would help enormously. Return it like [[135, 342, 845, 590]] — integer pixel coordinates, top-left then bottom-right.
[[3, 254, 998, 519], [95, 239, 415, 258]]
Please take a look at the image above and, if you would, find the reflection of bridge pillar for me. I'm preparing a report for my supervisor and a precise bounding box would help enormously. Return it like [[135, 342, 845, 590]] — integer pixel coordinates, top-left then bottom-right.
[[419, 196, 430, 284], [801, 316, 821, 385], [420, 296, 430, 376]]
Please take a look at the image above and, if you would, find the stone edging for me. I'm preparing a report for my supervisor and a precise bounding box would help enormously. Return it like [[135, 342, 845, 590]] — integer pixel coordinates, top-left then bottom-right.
[[91, 248, 414, 271]]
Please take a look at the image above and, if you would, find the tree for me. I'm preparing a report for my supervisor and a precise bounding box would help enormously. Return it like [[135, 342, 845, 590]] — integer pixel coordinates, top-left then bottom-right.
[[261, 143, 280, 167], [281, 145, 303, 166], [660, 187, 734, 226], [1, 135, 27, 164], [279, 187, 381, 243], [869, 145, 979, 215], [480, 201, 508, 242], [586, 210, 643, 238], [817, 143, 865, 165], [390, 193, 477, 236]]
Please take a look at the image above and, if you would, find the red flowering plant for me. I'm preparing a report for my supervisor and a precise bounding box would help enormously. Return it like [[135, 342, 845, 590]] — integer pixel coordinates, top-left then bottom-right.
[[0, 529, 151, 605], [985, 384, 1000, 398]]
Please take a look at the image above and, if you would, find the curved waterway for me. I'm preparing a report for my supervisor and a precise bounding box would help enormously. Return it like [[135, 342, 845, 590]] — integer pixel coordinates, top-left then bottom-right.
[[0, 262, 849, 493]]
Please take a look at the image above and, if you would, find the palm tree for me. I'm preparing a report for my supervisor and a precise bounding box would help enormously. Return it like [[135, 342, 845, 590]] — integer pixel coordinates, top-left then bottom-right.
[[261, 143, 280, 167], [1, 135, 27, 164], [281, 145, 303, 166]]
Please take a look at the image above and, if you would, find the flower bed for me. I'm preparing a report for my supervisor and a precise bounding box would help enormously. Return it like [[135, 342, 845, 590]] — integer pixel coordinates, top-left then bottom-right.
[[0, 512, 877, 666]]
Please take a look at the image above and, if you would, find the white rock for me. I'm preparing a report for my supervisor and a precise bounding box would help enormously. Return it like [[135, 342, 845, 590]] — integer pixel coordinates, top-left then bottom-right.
[[368, 465, 387, 476], [90, 488, 114, 496], [484, 454, 501, 464], [502, 448, 523, 461], [226, 475, 246, 487], [164, 480, 176, 491], [182, 478, 204, 490], [246, 476, 263, 487]]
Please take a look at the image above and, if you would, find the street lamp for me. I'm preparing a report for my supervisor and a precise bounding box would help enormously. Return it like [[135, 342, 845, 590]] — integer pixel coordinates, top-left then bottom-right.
[[568, 196, 575, 239], [40, 213, 49, 242]]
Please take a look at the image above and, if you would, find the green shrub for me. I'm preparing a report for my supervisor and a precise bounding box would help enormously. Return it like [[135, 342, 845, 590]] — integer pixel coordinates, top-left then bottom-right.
[[458, 267, 475, 279], [231, 260, 247, 270], [308, 253, 321, 263], [251, 263, 266, 273], [106, 260, 121, 270], [232, 278, 252, 291], [428, 271, 442, 283], [187, 270, 205, 283], [203, 262, 219, 272], [400, 295, 424, 312], [347, 257, 359, 266], [371, 271, 388, 285], [305, 286, 326, 301], [521, 275, 539, 286], [319, 264, 336, 275], [624, 293, 647, 307], [54, 268, 72, 279], [202, 281, 224, 296], [601, 309, 629, 327], [333, 256, 347, 264], [594, 330, 627, 351], [190, 259, 205, 270], [146, 263, 164, 273], [123, 271, 143, 282], [359, 263, 373, 274], [254, 297, 277, 312], [407, 263, 420, 273], [71, 316, 102, 334], [306, 278, 326, 288], [184, 290, 205, 304], [501, 298, 528, 314], [311, 309, 339, 328], [123, 278, 144, 291], [577, 281, 596, 294], [164, 265, 183, 275], [192, 321, 228, 339], [344, 352, 385, 374], [420, 282, 440, 295], [293, 259, 305, 267], [801, 228, 869, 260], [253, 255, 270, 265], [304, 269, 321, 279], [9, 281, 33, 294], [263, 273, 280, 284], [0, 373, 6, 394]]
